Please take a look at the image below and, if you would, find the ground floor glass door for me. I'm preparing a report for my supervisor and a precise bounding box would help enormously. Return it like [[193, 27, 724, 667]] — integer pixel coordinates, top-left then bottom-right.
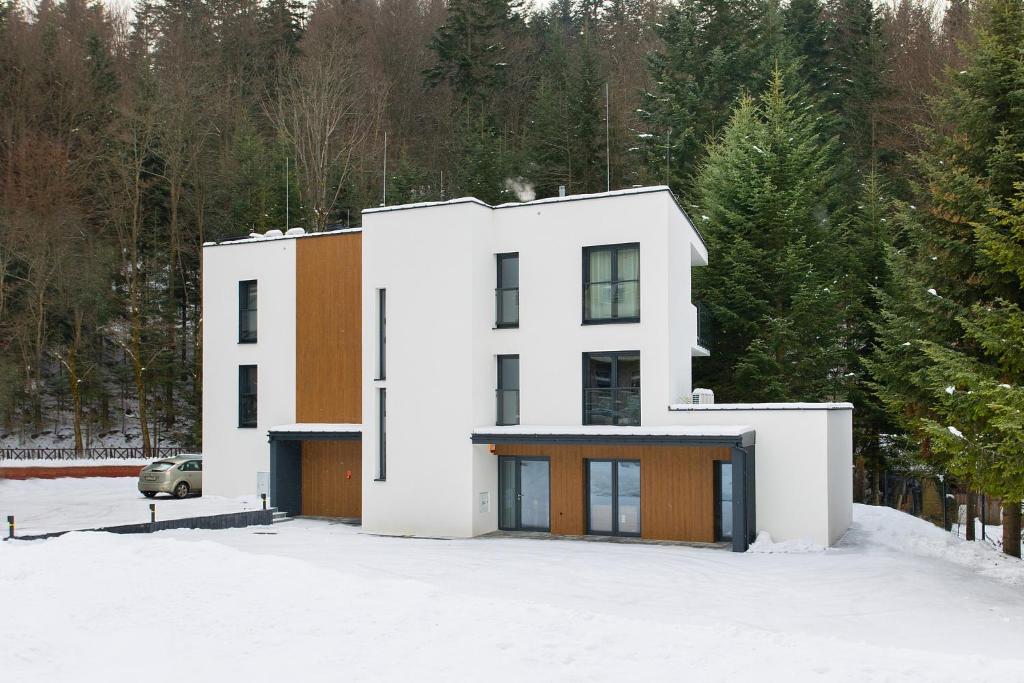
[[587, 460, 641, 536], [498, 457, 550, 531]]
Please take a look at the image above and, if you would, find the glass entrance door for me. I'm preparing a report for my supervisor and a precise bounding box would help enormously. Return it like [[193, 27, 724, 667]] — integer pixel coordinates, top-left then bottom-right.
[[498, 456, 550, 531], [587, 460, 641, 536]]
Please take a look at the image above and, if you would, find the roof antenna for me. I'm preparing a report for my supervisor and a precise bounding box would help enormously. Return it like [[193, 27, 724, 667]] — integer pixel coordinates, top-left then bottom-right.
[[285, 156, 289, 231], [605, 82, 611, 193]]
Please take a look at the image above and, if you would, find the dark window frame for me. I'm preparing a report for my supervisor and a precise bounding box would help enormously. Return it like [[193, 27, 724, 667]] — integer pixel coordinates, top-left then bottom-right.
[[238, 280, 258, 343], [375, 388, 386, 481], [582, 351, 641, 426], [585, 459, 642, 537], [495, 252, 519, 328], [376, 289, 386, 380], [498, 455, 551, 532], [714, 460, 733, 542], [496, 354, 520, 426], [238, 365, 257, 428], [582, 243, 640, 324]]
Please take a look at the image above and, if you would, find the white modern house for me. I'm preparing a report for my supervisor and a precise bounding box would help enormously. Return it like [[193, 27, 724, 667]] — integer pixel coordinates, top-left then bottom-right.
[[202, 186, 852, 551]]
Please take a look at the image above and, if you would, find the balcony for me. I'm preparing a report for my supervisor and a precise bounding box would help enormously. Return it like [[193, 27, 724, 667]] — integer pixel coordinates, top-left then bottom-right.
[[696, 301, 711, 351], [583, 388, 640, 426]]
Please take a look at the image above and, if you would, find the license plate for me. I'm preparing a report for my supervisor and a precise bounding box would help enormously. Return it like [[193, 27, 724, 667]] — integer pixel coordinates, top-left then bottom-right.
[[145, 475, 157, 481]]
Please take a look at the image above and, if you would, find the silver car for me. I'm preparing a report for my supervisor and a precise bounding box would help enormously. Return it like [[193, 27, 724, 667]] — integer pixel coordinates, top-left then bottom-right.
[[138, 455, 203, 499]]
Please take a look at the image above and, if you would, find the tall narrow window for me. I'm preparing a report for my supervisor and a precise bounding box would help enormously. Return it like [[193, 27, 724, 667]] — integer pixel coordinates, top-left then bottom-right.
[[238, 365, 257, 428], [377, 289, 386, 379], [583, 351, 640, 425], [583, 244, 639, 323], [495, 253, 519, 328], [239, 280, 257, 343], [496, 355, 520, 425], [376, 388, 386, 480], [715, 461, 734, 542]]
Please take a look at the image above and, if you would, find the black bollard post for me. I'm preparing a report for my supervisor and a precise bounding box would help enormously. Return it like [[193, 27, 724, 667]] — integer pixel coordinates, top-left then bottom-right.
[[261, 493, 267, 510], [149, 503, 156, 524], [6, 515, 13, 540]]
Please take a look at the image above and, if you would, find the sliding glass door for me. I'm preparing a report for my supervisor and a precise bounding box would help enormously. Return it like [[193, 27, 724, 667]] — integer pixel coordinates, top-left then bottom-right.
[[498, 457, 550, 531], [586, 460, 641, 536]]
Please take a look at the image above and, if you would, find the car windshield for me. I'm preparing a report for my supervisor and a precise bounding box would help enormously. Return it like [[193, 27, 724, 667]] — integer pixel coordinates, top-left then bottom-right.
[[149, 461, 175, 471]]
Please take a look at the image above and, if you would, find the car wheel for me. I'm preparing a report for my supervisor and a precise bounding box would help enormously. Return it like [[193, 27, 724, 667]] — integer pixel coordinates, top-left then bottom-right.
[[173, 482, 190, 499], [142, 491, 157, 498]]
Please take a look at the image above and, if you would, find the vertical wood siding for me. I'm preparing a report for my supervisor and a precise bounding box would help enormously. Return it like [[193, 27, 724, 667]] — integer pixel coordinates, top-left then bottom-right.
[[493, 443, 730, 542], [301, 440, 362, 518], [295, 232, 362, 423]]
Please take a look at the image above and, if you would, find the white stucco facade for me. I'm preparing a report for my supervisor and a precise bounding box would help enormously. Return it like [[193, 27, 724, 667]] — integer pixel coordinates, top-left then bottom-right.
[[202, 238, 297, 497], [359, 188, 711, 538], [667, 404, 854, 546]]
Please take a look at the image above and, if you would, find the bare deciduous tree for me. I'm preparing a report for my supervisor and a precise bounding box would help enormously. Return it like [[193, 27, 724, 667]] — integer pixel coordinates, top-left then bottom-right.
[[265, 46, 385, 232]]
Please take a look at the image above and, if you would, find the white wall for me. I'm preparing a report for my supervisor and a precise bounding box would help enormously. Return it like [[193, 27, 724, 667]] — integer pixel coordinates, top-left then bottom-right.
[[360, 189, 707, 538], [202, 239, 296, 497], [666, 405, 853, 547], [827, 409, 854, 544], [360, 201, 489, 538]]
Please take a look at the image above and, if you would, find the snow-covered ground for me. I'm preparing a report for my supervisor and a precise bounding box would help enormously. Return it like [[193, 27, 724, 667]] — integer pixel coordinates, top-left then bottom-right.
[[0, 458, 152, 468], [1, 495, 1023, 682], [0, 477, 263, 536]]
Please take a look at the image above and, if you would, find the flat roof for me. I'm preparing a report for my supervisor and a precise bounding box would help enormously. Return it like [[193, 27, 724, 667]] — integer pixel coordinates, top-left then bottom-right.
[[471, 425, 754, 447], [268, 423, 362, 441], [203, 226, 362, 248], [669, 403, 854, 411], [363, 185, 707, 250]]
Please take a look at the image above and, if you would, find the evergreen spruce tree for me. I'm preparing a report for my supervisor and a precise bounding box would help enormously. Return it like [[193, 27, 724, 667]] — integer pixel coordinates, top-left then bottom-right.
[[693, 69, 850, 402], [640, 1, 786, 192], [869, 0, 1024, 554]]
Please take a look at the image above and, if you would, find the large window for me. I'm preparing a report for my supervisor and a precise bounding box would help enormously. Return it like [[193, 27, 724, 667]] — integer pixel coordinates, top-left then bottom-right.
[[583, 351, 640, 425], [238, 365, 257, 428], [583, 244, 639, 323], [587, 460, 641, 536], [239, 280, 257, 343], [496, 355, 520, 425], [495, 253, 519, 328]]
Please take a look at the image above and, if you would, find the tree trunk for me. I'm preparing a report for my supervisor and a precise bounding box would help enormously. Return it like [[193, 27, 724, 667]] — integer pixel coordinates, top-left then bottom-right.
[[1003, 501, 1021, 558], [965, 490, 977, 541], [67, 311, 84, 453], [128, 282, 152, 457]]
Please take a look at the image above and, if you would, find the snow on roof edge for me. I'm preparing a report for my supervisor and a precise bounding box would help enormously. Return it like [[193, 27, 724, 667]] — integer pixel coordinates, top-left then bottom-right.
[[268, 423, 362, 433], [472, 424, 754, 438], [203, 226, 362, 248], [669, 402, 854, 411]]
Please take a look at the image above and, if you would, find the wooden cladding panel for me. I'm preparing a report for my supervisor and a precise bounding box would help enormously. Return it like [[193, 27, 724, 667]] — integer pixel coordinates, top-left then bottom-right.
[[296, 233, 362, 423], [301, 440, 362, 518], [493, 443, 730, 543]]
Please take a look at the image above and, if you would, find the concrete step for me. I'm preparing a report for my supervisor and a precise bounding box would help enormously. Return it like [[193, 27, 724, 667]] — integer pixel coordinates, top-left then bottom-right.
[[272, 516, 295, 524]]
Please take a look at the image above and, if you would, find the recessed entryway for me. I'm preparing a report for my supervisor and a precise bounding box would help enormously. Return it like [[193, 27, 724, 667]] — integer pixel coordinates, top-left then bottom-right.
[[498, 456, 550, 531]]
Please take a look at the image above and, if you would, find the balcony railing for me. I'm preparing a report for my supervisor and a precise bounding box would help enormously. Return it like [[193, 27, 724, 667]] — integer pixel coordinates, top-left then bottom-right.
[[583, 388, 640, 426], [495, 287, 519, 327], [696, 301, 711, 350], [496, 389, 520, 425]]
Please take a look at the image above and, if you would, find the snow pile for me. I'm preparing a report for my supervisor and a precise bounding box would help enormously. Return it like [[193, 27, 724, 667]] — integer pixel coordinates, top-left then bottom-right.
[[747, 531, 824, 554], [852, 503, 1024, 586]]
